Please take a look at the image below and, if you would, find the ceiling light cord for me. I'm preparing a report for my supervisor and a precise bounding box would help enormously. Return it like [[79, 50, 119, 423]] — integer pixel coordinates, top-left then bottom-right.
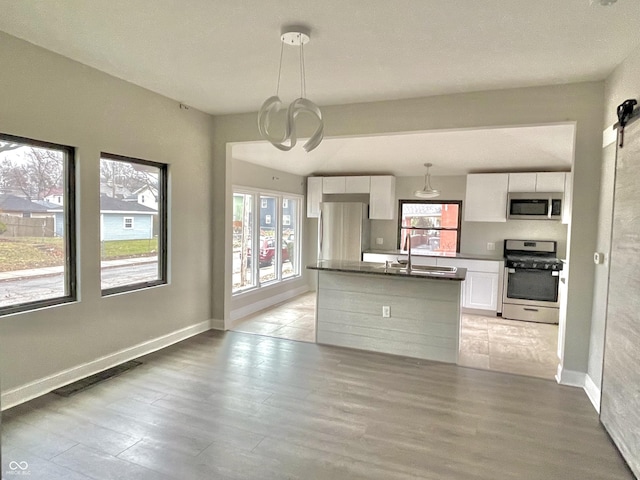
[[276, 41, 284, 97]]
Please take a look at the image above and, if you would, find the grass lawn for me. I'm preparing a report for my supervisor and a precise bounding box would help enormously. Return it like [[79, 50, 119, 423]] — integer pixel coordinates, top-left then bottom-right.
[[0, 237, 157, 272], [101, 238, 158, 259]]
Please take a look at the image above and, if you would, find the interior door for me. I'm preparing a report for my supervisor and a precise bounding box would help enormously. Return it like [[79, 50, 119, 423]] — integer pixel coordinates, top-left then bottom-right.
[[600, 111, 640, 478]]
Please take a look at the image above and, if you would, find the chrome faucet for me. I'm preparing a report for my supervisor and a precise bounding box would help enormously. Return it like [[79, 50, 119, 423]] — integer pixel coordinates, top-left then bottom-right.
[[405, 233, 412, 273]]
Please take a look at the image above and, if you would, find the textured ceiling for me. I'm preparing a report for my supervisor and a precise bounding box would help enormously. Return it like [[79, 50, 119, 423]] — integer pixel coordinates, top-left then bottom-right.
[[0, 0, 638, 115], [231, 123, 576, 176], [0, 1, 635, 176]]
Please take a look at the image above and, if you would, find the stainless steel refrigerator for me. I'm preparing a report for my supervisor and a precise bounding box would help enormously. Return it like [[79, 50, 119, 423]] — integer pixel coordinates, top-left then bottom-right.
[[318, 202, 370, 261]]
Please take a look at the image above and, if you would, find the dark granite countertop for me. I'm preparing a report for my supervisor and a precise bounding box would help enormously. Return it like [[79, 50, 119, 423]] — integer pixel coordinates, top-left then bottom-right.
[[364, 249, 504, 262], [307, 260, 466, 281]]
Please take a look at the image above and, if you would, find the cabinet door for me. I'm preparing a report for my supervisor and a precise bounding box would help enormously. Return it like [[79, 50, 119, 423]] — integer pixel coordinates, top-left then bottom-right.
[[370, 176, 396, 220], [306, 177, 323, 218], [464, 174, 509, 222], [345, 176, 371, 193], [536, 172, 566, 192], [508, 173, 536, 192], [463, 271, 499, 311], [322, 177, 346, 194]]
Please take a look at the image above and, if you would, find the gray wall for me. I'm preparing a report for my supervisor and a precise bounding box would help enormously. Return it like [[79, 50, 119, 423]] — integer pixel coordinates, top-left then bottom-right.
[[213, 82, 603, 379], [0, 33, 214, 395], [371, 175, 568, 257], [588, 43, 640, 391]]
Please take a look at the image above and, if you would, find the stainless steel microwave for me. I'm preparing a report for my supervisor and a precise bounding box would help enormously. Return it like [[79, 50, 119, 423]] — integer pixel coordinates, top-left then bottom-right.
[[508, 192, 563, 220]]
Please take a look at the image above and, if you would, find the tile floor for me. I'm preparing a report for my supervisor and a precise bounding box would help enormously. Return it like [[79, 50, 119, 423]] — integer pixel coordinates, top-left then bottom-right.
[[232, 292, 559, 380], [458, 314, 559, 380], [231, 292, 317, 343]]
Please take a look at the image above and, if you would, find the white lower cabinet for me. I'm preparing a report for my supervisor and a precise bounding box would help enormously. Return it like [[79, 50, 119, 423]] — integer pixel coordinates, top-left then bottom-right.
[[363, 253, 502, 313], [434, 258, 502, 313], [463, 271, 499, 311]]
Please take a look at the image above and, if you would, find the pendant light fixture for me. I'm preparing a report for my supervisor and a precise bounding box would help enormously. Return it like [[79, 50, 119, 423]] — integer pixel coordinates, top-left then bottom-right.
[[414, 163, 440, 198], [257, 26, 324, 152]]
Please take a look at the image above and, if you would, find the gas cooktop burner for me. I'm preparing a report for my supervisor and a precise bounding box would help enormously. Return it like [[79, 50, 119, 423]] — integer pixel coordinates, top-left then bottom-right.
[[503, 239, 563, 271]]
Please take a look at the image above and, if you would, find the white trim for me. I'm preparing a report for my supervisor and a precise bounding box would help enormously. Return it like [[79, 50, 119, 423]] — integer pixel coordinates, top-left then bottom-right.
[[229, 285, 309, 325], [211, 318, 225, 330], [1, 320, 211, 410], [584, 374, 601, 413], [555, 365, 586, 387], [602, 124, 617, 148]]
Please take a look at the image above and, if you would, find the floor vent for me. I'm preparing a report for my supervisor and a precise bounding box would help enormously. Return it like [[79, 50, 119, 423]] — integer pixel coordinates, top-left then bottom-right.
[[52, 360, 142, 397]]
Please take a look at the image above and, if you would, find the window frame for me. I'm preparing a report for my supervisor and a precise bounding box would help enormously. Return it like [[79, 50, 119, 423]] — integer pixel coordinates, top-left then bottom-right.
[[100, 152, 168, 296], [232, 186, 302, 295], [397, 199, 462, 253], [0, 133, 77, 316], [123, 217, 134, 229]]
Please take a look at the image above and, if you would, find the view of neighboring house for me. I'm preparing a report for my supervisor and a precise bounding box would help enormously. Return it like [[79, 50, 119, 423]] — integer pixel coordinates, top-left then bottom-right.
[[0, 193, 63, 236], [99, 194, 157, 241], [125, 185, 158, 210]]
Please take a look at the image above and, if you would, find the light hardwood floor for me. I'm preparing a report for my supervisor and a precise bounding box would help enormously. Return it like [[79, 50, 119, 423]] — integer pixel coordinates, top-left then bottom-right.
[[232, 293, 559, 380], [1, 330, 633, 479]]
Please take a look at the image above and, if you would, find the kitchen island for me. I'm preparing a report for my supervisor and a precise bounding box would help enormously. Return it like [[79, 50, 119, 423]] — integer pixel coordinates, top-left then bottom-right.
[[307, 260, 466, 363]]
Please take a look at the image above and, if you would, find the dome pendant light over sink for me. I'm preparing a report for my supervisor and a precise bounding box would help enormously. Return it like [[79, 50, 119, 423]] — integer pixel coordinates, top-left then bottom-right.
[[414, 163, 440, 198]]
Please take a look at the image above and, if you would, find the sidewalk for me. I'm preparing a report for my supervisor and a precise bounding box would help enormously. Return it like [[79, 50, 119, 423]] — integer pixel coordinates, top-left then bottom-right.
[[0, 256, 158, 281]]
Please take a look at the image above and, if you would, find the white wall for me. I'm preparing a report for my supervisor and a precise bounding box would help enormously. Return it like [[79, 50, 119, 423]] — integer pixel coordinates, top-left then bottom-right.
[[212, 81, 604, 379], [0, 32, 214, 404], [587, 43, 640, 393], [370, 175, 568, 256]]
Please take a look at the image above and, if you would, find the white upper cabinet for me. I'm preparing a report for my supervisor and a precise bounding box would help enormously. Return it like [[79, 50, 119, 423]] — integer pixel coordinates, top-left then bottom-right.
[[322, 177, 346, 194], [507, 173, 537, 192], [306, 177, 323, 218], [345, 176, 371, 193], [508, 172, 566, 193], [369, 176, 396, 220], [464, 173, 509, 222]]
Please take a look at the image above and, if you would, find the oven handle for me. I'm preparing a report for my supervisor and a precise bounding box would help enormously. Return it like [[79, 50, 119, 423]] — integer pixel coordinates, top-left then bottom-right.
[[523, 307, 539, 312]]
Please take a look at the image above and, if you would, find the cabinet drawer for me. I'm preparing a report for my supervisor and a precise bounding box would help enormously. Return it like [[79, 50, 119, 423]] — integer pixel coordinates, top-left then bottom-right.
[[436, 258, 501, 273]]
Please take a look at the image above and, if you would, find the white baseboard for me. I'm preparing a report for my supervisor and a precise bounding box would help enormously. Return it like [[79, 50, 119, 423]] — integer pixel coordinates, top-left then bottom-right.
[[555, 366, 586, 387], [210, 318, 225, 330], [229, 285, 310, 327], [584, 374, 601, 413], [1, 320, 211, 410]]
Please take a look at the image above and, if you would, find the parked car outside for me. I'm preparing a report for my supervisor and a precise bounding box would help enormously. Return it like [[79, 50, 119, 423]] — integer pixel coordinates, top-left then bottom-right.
[[247, 238, 289, 267]]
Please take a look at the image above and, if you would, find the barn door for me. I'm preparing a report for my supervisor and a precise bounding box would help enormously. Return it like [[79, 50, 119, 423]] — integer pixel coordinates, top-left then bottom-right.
[[600, 102, 640, 478]]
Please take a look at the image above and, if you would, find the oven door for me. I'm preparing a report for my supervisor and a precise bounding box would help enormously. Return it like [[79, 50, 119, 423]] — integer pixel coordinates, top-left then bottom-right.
[[503, 267, 560, 308]]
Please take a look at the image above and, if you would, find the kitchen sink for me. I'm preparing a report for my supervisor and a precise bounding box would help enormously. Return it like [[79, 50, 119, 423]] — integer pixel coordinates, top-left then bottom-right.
[[378, 263, 458, 275]]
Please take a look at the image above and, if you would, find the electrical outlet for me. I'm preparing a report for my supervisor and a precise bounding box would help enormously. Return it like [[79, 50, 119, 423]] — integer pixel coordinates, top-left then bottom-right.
[[376, 237, 384, 245], [487, 242, 495, 251], [382, 305, 390, 318]]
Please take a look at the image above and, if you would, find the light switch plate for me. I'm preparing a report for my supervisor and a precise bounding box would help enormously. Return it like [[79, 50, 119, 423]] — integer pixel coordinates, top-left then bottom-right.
[[487, 242, 495, 251], [376, 237, 384, 245], [382, 305, 390, 318]]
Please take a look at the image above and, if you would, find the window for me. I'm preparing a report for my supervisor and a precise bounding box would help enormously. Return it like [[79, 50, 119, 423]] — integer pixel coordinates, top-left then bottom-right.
[[100, 153, 167, 294], [232, 192, 255, 292], [398, 200, 462, 253], [0, 133, 76, 315], [232, 189, 302, 293]]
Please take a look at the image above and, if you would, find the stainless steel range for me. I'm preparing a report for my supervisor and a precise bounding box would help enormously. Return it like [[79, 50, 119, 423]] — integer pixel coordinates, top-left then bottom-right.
[[502, 239, 563, 324]]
